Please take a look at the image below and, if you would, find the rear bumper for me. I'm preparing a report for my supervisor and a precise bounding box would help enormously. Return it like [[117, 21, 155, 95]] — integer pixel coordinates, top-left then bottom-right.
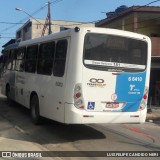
[[64, 103, 147, 124]]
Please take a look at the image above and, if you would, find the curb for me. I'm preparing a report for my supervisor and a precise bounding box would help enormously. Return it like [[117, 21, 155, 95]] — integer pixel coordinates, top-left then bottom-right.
[[146, 114, 160, 120]]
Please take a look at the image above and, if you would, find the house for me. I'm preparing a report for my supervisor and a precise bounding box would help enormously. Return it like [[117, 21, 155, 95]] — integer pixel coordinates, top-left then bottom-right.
[[96, 6, 160, 105], [16, 19, 95, 42]]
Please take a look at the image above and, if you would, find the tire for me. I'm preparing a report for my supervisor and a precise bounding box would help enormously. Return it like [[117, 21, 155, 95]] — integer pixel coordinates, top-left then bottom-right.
[[30, 95, 41, 125], [6, 84, 15, 106], [6, 85, 10, 100]]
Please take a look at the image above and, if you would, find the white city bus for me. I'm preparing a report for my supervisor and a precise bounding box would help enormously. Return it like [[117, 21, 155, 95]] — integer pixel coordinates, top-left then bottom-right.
[[1, 27, 151, 124]]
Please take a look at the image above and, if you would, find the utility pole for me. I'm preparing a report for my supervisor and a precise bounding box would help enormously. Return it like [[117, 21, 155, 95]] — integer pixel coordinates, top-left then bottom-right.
[[48, 0, 52, 34]]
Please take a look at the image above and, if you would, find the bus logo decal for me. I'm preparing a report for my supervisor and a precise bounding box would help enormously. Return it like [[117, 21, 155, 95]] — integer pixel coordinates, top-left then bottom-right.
[[130, 84, 135, 91], [90, 78, 104, 83], [87, 102, 95, 110], [87, 78, 106, 87]]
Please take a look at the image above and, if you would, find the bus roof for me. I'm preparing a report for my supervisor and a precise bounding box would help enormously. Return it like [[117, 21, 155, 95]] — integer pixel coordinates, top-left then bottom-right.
[[4, 27, 150, 50]]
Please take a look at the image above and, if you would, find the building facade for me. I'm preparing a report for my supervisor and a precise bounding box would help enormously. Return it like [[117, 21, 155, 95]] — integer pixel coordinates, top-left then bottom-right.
[[16, 19, 95, 42]]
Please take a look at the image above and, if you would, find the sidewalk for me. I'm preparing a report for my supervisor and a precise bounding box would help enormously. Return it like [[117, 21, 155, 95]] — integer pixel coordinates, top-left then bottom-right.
[[0, 83, 57, 159], [0, 103, 56, 159], [146, 106, 160, 123]]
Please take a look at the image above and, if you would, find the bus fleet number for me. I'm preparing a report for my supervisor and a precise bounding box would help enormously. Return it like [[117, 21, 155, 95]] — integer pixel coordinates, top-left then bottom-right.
[[128, 77, 142, 82]]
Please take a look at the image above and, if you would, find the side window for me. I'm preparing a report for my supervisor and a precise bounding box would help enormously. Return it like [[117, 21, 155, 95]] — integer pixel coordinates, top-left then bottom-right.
[[53, 39, 68, 77], [7, 51, 12, 70], [15, 47, 26, 71], [25, 45, 38, 73], [12, 50, 17, 70], [37, 42, 55, 75], [3, 51, 9, 71], [8, 50, 16, 70], [0, 55, 3, 76]]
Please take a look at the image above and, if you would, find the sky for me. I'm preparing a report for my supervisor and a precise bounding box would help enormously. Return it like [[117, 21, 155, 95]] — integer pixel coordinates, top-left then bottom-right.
[[0, 0, 160, 54]]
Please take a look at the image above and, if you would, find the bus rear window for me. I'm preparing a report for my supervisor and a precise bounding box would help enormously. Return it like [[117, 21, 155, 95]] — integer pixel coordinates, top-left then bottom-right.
[[83, 33, 147, 72]]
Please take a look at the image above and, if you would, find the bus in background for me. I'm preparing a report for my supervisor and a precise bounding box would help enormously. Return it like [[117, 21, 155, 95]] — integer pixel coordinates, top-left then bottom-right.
[[1, 27, 151, 124]]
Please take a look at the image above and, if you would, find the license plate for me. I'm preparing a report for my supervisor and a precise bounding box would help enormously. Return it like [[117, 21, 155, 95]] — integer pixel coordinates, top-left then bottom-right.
[[106, 102, 119, 109]]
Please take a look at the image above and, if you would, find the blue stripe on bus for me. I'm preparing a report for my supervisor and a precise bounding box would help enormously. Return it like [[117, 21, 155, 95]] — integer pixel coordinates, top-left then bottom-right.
[[115, 72, 146, 112]]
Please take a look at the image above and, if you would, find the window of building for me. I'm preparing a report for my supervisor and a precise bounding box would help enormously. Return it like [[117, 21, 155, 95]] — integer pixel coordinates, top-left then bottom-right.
[[25, 45, 38, 73], [17, 31, 21, 39], [37, 42, 55, 75], [53, 39, 68, 77], [23, 22, 31, 33]]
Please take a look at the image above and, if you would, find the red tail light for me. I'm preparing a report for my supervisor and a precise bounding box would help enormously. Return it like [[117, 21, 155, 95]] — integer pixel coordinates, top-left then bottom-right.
[[74, 84, 84, 110], [75, 92, 81, 99], [139, 88, 149, 111], [143, 94, 147, 100]]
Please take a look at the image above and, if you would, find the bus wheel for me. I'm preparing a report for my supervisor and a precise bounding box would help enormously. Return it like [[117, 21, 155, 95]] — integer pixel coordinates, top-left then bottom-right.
[[6, 85, 10, 100], [30, 95, 41, 125]]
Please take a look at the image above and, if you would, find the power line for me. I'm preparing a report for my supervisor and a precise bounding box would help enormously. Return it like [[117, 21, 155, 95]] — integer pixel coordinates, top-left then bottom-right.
[[0, 0, 63, 33], [0, 4, 48, 33], [0, 20, 95, 28], [50, 0, 63, 5], [0, 12, 159, 32], [1, 13, 159, 33], [0, 22, 24, 25], [0, 33, 15, 35], [0, 37, 15, 39], [136, 0, 160, 9]]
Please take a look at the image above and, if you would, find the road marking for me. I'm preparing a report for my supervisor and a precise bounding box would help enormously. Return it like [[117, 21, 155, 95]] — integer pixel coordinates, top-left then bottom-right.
[[14, 125, 26, 134], [123, 124, 155, 141]]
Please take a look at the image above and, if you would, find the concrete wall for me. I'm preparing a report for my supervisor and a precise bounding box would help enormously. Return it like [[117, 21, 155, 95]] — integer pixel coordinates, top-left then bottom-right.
[[16, 19, 95, 41]]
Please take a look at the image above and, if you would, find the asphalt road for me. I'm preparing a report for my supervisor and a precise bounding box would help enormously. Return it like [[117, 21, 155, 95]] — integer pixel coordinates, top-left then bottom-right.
[[0, 93, 160, 160]]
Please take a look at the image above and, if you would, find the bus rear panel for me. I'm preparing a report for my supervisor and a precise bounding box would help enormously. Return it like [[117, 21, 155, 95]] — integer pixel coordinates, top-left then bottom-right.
[[65, 29, 151, 124]]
